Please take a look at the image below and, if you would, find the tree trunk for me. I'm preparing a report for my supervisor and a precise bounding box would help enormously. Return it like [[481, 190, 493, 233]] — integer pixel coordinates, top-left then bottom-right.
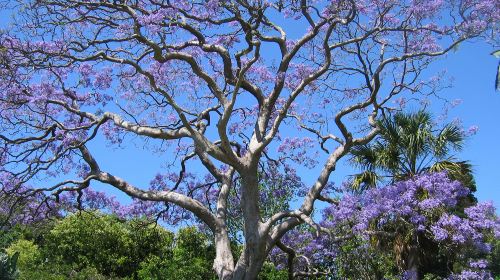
[[213, 228, 235, 280], [232, 248, 267, 280], [212, 222, 268, 280], [405, 233, 419, 280], [229, 169, 267, 280]]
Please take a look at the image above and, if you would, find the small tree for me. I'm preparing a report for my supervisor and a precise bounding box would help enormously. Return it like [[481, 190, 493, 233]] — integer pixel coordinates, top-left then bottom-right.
[[271, 173, 500, 278], [347, 111, 480, 277], [43, 211, 174, 278]]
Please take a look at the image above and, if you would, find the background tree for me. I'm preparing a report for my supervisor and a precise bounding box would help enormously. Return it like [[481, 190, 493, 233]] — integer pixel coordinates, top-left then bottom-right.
[[348, 111, 480, 277], [42, 212, 174, 279], [349, 110, 474, 192], [2, 212, 220, 280], [271, 172, 500, 279], [0, 1, 497, 279]]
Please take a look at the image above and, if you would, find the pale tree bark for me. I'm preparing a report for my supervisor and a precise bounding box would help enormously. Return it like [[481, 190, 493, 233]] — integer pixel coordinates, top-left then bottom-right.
[[231, 165, 266, 280], [213, 228, 235, 280]]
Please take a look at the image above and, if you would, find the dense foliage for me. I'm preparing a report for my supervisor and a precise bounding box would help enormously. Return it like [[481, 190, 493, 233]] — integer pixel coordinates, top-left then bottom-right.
[[1, 212, 217, 280], [270, 172, 500, 279]]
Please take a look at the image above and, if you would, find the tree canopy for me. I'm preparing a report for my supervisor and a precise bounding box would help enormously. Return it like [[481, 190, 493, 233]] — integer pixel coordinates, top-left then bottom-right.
[[2, 212, 218, 280], [0, 0, 498, 279]]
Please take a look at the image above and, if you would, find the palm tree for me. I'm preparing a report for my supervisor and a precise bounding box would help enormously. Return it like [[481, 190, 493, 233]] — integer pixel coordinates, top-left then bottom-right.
[[349, 110, 475, 193], [348, 110, 476, 279], [492, 50, 500, 91]]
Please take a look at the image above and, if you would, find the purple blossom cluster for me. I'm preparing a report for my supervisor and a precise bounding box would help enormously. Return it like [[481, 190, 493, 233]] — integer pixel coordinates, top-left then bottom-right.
[[226, 161, 305, 229], [408, 0, 444, 19], [272, 173, 499, 277], [448, 269, 493, 280], [0, 172, 62, 225], [323, 172, 499, 244], [269, 229, 337, 271], [431, 200, 500, 246], [277, 137, 318, 168], [136, 8, 176, 26], [78, 63, 114, 90], [467, 125, 480, 136]]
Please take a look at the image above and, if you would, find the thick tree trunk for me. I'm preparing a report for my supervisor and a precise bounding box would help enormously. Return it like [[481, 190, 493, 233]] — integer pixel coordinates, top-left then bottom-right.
[[228, 169, 267, 280], [211, 165, 271, 280], [212, 219, 269, 280], [213, 228, 235, 280], [232, 248, 267, 280]]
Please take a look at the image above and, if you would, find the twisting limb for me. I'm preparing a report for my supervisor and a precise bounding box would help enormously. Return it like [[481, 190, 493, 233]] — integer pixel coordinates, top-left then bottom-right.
[[78, 145, 220, 231]]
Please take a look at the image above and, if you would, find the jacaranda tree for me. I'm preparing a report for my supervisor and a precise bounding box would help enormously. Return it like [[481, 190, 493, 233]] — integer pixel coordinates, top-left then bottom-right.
[[270, 172, 500, 279], [0, 1, 498, 279]]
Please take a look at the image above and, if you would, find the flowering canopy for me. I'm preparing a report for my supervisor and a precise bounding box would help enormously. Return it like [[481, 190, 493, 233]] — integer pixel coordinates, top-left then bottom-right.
[[272, 173, 500, 278], [0, 0, 498, 279]]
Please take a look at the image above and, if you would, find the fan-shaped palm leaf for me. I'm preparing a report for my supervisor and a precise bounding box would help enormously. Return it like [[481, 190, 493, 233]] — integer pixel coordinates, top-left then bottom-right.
[[349, 110, 471, 188], [434, 124, 464, 158], [350, 171, 380, 193]]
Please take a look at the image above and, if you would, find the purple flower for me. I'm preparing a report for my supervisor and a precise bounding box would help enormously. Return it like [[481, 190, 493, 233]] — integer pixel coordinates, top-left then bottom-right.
[[93, 67, 113, 89], [467, 125, 480, 136], [469, 259, 488, 269]]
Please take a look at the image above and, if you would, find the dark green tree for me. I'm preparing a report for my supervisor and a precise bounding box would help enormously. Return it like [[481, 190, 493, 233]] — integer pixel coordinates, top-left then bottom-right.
[[3, 212, 226, 279], [4, 211, 175, 279], [43, 211, 174, 278], [138, 226, 216, 280], [0, 250, 19, 280]]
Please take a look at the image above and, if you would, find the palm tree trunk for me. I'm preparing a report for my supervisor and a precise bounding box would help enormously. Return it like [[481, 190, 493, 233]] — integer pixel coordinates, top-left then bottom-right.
[[405, 233, 419, 280]]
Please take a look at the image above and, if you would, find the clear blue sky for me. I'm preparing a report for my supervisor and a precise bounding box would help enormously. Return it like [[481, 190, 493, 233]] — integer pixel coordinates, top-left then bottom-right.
[[436, 41, 500, 209]]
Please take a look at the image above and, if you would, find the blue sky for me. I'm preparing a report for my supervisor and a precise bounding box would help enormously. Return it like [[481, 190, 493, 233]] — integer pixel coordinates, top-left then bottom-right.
[[436, 41, 500, 209]]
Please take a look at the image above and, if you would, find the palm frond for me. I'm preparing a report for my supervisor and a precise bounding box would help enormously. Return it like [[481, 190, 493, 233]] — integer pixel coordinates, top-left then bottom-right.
[[434, 124, 464, 158], [349, 110, 475, 197], [491, 50, 500, 91], [349, 171, 380, 193], [349, 144, 379, 170]]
